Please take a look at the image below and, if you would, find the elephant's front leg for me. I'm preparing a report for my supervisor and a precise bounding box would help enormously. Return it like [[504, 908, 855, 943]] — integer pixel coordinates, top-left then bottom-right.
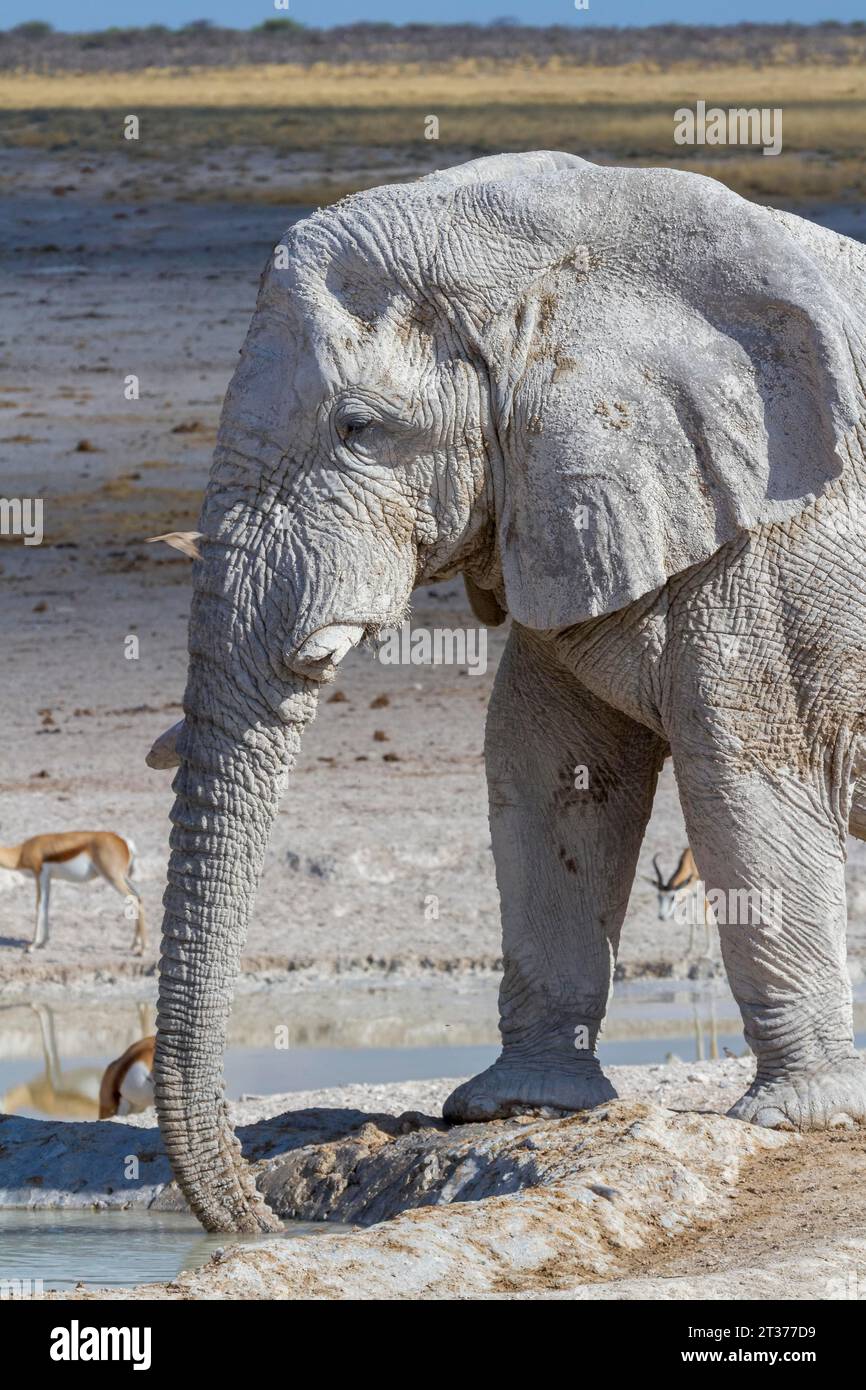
[[444, 626, 665, 1122], [674, 748, 866, 1130]]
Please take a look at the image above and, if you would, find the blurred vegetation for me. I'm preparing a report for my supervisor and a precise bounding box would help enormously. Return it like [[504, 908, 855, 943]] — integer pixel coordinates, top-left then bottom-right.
[[2, 20, 866, 72], [0, 23, 863, 206]]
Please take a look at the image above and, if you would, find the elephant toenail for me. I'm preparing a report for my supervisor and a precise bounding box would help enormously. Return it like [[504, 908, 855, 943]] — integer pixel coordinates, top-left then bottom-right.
[[755, 1107, 794, 1129]]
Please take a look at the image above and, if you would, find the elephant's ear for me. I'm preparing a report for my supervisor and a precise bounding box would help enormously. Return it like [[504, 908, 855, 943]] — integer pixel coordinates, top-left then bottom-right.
[[441, 164, 864, 630]]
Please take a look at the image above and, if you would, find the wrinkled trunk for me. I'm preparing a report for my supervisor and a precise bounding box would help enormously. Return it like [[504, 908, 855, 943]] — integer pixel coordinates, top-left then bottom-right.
[[154, 523, 317, 1232]]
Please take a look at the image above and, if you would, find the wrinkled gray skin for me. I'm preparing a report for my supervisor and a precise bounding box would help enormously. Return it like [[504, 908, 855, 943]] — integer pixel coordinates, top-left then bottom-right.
[[149, 151, 866, 1232]]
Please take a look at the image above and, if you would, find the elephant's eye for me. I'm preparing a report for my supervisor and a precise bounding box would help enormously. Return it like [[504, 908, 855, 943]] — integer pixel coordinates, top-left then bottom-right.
[[335, 410, 376, 443]]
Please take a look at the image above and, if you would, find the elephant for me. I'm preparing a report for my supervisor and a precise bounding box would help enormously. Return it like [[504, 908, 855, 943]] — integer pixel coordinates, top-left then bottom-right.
[[147, 150, 866, 1233]]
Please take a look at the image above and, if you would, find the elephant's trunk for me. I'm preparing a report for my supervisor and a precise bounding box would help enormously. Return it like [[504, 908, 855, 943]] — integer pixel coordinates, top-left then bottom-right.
[[154, 530, 317, 1232]]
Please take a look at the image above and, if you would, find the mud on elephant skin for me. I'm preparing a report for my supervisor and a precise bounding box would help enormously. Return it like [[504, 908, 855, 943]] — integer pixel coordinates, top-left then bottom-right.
[[147, 150, 866, 1231]]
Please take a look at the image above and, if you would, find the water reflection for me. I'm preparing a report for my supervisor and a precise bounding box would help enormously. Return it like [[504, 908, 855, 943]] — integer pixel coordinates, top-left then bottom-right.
[[2, 983, 863, 1122], [0, 1002, 154, 1120]]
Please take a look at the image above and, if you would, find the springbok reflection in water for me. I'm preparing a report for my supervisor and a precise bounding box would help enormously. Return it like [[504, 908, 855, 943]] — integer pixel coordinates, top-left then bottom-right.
[[0, 1003, 154, 1120]]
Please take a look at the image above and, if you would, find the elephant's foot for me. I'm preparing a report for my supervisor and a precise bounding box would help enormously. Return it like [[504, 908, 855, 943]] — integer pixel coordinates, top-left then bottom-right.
[[443, 1056, 617, 1122], [728, 1058, 866, 1131]]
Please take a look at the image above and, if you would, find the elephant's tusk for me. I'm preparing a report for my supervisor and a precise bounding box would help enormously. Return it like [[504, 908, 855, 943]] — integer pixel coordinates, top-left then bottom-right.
[[146, 719, 184, 769]]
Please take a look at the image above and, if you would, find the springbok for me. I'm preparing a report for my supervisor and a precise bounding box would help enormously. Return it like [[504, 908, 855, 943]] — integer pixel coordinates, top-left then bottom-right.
[[0, 831, 145, 955], [99, 1035, 156, 1119], [650, 846, 715, 957]]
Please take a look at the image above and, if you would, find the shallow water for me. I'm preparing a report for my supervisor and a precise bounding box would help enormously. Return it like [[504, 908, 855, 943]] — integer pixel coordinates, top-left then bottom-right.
[[2, 978, 865, 1121], [802, 203, 866, 242], [0, 1208, 334, 1292]]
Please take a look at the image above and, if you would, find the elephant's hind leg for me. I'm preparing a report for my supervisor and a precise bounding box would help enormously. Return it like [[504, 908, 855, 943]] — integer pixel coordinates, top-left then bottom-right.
[[444, 625, 666, 1123], [674, 743, 866, 1131]]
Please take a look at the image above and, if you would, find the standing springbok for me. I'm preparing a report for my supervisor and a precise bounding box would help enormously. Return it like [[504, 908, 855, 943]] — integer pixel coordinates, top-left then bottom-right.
[[0, 831, 145, 955], [650, 847, 715, 957]]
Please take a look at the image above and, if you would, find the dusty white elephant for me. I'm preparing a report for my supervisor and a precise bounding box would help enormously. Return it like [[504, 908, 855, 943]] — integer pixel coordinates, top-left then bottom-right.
[[148, 151, 866, 1232]]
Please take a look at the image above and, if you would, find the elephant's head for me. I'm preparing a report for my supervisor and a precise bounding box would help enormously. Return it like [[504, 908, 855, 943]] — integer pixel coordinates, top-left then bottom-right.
[[150, 152, 861, 1231]]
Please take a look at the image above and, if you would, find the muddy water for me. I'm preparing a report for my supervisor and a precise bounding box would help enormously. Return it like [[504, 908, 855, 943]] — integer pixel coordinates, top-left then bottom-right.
[[0, 1209, 340, 1292]]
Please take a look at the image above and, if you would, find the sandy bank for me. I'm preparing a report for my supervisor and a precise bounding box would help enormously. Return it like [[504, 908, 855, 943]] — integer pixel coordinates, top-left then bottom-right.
[[6, 1058, 864, 1301]]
